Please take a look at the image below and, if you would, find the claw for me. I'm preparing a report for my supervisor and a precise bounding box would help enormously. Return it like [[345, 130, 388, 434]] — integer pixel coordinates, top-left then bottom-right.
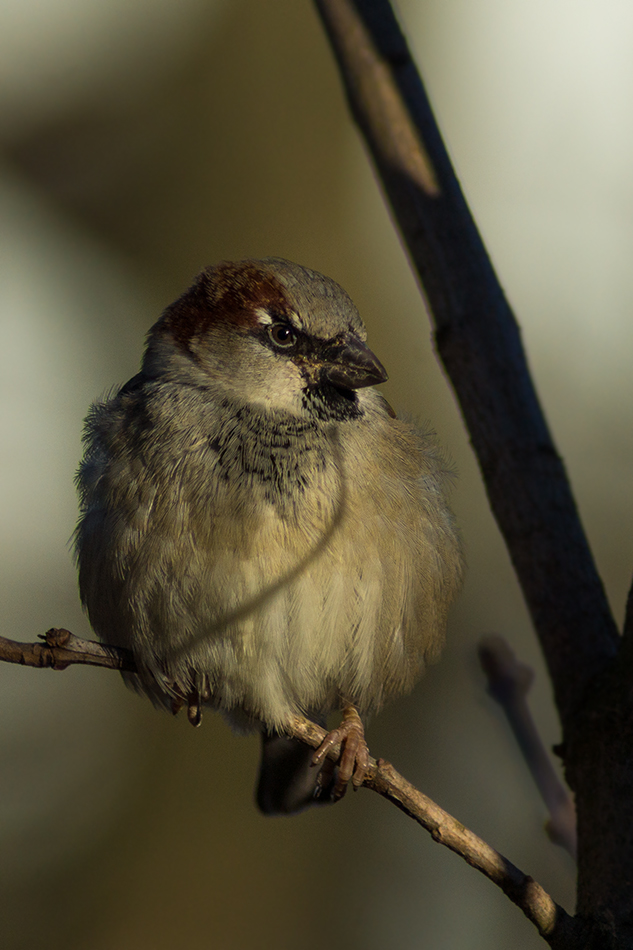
[[312, 705, 370, 800]]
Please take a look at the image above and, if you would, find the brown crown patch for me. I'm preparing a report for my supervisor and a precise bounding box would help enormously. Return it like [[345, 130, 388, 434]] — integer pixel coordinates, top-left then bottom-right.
[[157, 261, 292, 353]]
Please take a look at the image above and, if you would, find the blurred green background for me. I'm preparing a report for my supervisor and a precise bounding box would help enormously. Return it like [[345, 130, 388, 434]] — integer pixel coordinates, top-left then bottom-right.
[[2, 0, 632, 947]]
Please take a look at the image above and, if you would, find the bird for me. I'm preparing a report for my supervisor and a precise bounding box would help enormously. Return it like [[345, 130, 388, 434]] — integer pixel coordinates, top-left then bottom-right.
[[74, 257, 464, 814]]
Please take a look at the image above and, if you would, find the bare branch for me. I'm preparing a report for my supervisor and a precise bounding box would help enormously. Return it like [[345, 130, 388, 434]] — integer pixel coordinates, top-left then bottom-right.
[[620, 579, 633, 665], [313, 0, 619, 729], [479, 636, 577, 860], [311, 5, 633, 939], [0, 628, 135, 671], [288, 717, 581, 947], [0, 630, 581, 947]]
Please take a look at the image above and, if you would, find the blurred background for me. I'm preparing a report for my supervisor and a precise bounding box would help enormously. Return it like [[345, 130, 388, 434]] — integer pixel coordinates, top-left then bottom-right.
[[1, 0, 632, 947]]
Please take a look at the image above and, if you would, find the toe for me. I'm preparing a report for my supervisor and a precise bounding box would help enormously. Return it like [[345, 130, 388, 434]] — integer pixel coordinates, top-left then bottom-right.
[[311, 705, 370, 801]]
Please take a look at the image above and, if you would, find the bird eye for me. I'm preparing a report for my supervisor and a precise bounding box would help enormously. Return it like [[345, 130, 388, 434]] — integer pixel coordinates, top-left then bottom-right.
[[268, 324, 296, 348]]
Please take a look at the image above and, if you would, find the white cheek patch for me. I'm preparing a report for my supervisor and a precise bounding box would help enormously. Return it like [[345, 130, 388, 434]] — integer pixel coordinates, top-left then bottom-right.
[[231, 338, 306, 414], [257, 361, 306, 414]]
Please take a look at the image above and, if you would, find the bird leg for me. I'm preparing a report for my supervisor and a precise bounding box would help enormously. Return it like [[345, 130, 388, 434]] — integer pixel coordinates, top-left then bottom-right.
[[312, 705, 370, 800]]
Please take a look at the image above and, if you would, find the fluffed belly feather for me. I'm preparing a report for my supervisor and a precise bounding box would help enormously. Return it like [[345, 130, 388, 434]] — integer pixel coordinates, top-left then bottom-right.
[[81, 463, 456, 731]]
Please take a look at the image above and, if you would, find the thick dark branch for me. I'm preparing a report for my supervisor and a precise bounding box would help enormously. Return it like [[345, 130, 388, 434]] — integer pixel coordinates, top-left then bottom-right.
[[313, 0, 619, 729], [0, 630, 581, 948], [620, 579, 633, 665]]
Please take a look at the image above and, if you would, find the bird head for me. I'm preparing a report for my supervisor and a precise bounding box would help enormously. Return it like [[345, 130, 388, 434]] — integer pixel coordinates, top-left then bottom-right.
[[143, 258, 388, 421]]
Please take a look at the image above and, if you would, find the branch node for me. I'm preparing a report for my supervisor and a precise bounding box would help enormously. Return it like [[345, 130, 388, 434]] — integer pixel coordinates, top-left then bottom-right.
[[43, 627, 72, 648]]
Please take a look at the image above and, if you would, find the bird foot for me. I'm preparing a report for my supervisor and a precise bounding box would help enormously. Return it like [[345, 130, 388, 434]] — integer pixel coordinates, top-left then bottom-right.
[[312, 705, 370, 801]]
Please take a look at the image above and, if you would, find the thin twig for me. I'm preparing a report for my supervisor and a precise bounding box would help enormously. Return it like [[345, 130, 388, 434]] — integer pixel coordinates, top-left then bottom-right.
[[0, 628, 135, 671], [288, 716, 580, 948], [479, 636, 577, 859], [1, 629, 581, 948]]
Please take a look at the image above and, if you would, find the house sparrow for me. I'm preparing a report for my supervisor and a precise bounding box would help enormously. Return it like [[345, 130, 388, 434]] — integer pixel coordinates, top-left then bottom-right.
[[75, 258, 463, 813]]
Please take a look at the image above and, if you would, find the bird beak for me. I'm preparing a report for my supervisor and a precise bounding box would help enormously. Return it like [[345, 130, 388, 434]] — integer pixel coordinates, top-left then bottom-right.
[[321, 337, 388, 390]]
